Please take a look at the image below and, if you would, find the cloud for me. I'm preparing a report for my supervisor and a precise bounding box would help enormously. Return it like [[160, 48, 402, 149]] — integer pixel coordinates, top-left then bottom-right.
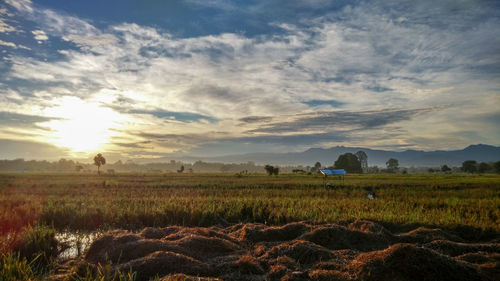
[[128, 109, 218, 123], [0, 111, 57, 128], [0, 0, 499, 157], [247, 108, 436, 134], [31, 29, 48, 41], [5, 0, 33, 13], [0, 39, 30, 49], [303, 99, 345, 108], [0, 7, 18, 33], [0, 139, 69, 160], [238, 116, 273, 124]]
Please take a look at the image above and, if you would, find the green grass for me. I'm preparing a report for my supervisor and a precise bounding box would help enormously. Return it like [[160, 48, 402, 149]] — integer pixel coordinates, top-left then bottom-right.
[[0, 253, 40, 281]]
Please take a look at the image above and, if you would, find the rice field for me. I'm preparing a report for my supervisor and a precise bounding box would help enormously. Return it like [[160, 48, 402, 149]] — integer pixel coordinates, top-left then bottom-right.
[[1, 172, 499, 280], [1, 173, 499, 233]]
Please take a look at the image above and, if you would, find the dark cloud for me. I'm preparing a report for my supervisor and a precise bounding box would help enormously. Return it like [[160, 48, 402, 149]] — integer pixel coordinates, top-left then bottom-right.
[[229, 132, 350, 146], [113, 141, 152, 149], [364, 85, 393, 92], [303, 99, 345, 108], [109, 105, 217, 123], [238, 116, 273, 123], [0, 111, 58, 129], [0, 139, 68, 160], [248, 108, 435, 134], [130, 109, 217, 123], [136, 132, 207, 146]]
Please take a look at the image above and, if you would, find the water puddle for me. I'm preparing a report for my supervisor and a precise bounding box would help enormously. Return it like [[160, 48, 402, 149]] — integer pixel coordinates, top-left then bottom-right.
[[56, 231, 101, 259]]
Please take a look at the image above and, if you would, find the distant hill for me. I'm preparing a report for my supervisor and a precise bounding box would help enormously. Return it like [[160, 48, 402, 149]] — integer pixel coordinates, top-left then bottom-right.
[[176, 144, 500, 167]]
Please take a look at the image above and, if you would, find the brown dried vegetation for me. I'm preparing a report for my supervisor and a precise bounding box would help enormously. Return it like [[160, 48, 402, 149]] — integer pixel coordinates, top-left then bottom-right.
[[62, 220, 499, 281]]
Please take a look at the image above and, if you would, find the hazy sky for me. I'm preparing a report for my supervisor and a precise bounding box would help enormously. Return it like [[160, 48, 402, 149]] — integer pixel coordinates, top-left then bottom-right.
[[0, 0, 499, 160]]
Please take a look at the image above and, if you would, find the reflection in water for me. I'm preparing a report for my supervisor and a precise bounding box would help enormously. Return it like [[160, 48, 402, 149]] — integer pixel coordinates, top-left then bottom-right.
[[56, 232, 101, 259]]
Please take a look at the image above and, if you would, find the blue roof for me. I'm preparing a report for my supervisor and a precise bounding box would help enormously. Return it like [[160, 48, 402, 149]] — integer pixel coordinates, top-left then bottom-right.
[[320, 169, 346, 175]]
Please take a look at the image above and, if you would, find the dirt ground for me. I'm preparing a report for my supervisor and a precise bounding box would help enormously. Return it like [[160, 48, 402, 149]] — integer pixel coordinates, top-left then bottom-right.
[[56, 220, 499, 281]]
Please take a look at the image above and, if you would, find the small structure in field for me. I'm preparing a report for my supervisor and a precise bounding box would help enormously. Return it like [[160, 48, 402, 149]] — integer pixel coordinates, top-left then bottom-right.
[[320, 169, 346, 189]]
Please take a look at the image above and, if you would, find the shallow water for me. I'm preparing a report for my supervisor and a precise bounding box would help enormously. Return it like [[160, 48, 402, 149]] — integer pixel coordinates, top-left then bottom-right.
[[56, 231, 101, 259]]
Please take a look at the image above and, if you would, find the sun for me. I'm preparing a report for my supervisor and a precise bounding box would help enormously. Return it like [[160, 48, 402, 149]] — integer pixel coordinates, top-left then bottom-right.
[[40, 96, 125, 153]]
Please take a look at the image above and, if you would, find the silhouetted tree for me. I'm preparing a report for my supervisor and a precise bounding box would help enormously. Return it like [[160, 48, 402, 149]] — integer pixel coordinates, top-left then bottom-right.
[[493, 161, 500, 174], [477, 162, 491, 174], [440, 165, 451, 173], [334, 153, 362, 173], [355, 151, 368, 170], [386, 158, 399, 173], [177, 165, 184, 173], [264, 165, 279, 175], [93, 153, 106, 175], [461, 160, 477, 173], [310, 162, 322, 173]]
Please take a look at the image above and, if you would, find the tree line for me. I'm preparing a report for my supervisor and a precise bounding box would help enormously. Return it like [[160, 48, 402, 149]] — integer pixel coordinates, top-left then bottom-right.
[[283, 151, 500, 175]]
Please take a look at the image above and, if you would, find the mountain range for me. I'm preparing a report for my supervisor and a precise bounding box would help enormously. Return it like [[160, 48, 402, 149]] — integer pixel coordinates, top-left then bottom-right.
[[166, 144, 500, 167]]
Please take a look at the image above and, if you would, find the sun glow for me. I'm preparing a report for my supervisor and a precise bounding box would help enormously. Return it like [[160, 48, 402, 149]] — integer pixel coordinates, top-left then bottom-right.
[[40, 97, 126, 153]]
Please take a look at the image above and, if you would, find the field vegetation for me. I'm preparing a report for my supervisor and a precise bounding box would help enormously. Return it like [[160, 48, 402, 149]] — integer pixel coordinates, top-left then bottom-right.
[[0, 172, 499, 280]]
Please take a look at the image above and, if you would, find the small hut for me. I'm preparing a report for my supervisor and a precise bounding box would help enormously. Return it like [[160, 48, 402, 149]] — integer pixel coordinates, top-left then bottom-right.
[[320, 169, 346, 189]]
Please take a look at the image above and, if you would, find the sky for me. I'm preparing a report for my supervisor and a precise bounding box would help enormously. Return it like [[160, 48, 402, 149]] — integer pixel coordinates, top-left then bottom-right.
[[0, 0, 499, 161]]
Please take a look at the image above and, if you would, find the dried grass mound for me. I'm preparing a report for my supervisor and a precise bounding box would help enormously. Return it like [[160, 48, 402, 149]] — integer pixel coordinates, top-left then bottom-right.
[[267, 264, 288, 281], [457, 252, 500, 281], [351, 243, 483, 281], [456, 252, 500, 265], [85, 231, 155, 262], [348, 220, 393, 237], [263, 240, 333, 264], [172, 234, 242, 260], [160, 273, 222, 281], [423, 240, 500, 257], [397, 227, 464, 244], [86, 235, 180, 264], [117, 251, 209, 281], [308, 269, 350, 281], [280, 271, 309, 281], [235, 254, 265, 274], [313, 249, 359, 271], [139, 226, 181, 239], [268, 255, 299, 271], [164, 227, 240, 245], [300, 225, 390, 251], [238, 222, 310, 243]]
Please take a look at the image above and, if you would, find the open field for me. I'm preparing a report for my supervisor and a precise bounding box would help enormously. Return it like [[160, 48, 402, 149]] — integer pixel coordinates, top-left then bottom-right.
[[2, 173, 500, 233], [1, 173, 499, 280]]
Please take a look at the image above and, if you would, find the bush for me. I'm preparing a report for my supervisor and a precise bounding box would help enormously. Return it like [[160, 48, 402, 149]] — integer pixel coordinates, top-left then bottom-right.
[[264, 165, 279, 176]]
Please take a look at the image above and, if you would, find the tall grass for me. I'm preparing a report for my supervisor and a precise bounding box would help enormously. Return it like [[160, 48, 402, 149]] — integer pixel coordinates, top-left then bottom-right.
[[0, 225, 60, 281], [71, 262, 136, 281], [1, 173, 499, 233], [0, 253, 40, 281]]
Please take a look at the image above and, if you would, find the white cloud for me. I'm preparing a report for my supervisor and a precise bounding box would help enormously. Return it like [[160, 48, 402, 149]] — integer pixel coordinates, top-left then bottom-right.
[[5, 0, 33, 13], [0, 7, 19, 33], [31, 29, 48, 41], [0, 39, 30, 49]]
